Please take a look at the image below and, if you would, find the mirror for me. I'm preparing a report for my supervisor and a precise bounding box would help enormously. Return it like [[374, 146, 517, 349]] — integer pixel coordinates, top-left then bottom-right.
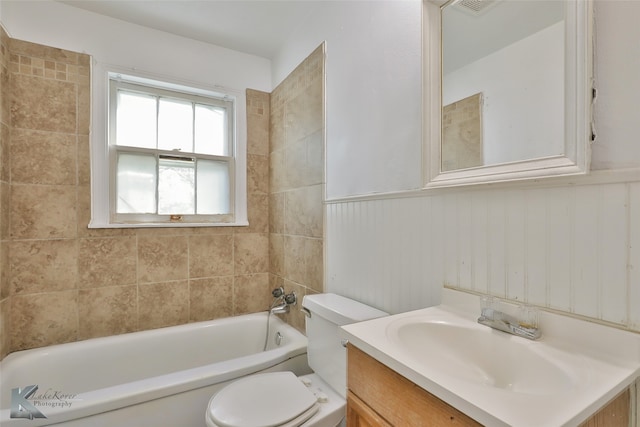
[[423, 0, 594, 188]]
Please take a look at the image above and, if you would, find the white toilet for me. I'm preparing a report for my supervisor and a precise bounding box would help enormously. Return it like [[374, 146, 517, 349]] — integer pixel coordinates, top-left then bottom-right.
[[205, 293, 388, 427]]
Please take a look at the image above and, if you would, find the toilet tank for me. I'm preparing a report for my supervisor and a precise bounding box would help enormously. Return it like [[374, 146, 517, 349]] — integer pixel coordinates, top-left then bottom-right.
[[301, 293, 388, 398]]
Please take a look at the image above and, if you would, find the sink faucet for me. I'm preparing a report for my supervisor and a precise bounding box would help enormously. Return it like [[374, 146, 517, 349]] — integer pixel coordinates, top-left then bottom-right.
[[477, 298, 541, 340]]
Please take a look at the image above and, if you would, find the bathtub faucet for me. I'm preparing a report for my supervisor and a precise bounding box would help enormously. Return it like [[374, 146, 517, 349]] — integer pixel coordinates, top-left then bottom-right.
[[269, 289, 297, 315]]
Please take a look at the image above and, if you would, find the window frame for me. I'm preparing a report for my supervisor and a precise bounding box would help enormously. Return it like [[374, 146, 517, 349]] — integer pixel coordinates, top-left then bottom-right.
[[90, 65, 248, 228]]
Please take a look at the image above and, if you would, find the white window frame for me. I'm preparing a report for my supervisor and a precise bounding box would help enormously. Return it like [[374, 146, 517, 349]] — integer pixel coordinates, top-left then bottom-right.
[[90, 64, 248, 228]]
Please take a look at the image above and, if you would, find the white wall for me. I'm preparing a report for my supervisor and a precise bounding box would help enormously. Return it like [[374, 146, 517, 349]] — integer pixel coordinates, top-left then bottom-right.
[[272, 0, 424, 199], [327, 176, 640, 331], [274, 0, 640, 199], [275, 0, 640, 331], [1, 0, 272, 93], [590, 1, 640, 170]]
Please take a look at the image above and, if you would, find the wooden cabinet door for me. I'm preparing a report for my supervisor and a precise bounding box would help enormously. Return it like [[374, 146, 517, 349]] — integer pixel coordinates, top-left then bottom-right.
[[347, 391, 392, 427]]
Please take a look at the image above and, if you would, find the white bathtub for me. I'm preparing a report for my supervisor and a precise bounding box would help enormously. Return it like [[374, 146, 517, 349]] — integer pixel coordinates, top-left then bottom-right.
[[0, 313, 311, 427]]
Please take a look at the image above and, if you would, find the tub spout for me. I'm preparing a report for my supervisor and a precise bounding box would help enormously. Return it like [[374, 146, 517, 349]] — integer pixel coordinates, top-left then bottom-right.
[[270, 302, 289, 314]]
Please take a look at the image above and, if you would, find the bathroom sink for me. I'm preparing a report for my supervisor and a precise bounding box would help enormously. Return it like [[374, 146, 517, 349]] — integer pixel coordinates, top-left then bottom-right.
[[340, 289, 640, 427], [386, 319, 576, 395]]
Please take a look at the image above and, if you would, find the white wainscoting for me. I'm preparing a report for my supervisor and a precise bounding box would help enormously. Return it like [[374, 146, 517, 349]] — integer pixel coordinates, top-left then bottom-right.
[[326, 171, 640, 332]]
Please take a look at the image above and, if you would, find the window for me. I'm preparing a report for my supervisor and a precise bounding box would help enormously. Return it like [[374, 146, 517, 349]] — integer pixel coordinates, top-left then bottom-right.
[[90, 69, 248, 228]]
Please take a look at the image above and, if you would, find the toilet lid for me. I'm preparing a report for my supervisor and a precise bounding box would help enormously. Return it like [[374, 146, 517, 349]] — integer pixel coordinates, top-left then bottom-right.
[[208, 371, 319, 427]]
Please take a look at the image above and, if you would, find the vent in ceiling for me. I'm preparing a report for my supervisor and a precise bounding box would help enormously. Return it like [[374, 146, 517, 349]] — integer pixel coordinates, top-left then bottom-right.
[[454, 0, 499, 16]]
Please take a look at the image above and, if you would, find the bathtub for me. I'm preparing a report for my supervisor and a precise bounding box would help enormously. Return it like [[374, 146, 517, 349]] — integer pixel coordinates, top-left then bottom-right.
[[0, 312, 311, 427]]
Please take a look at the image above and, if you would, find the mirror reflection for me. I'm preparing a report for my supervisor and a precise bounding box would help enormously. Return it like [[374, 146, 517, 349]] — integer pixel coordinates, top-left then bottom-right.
[[441, 0, 565, 172]]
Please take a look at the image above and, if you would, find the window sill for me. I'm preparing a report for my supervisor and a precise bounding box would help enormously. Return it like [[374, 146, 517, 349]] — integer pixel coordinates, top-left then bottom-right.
[[88, 220, 249, 229]]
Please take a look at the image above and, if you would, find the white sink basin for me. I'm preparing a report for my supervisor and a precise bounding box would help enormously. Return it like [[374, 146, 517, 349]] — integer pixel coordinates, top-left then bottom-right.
[[388, 319, 577, 395], [340, 288, 640, 427]]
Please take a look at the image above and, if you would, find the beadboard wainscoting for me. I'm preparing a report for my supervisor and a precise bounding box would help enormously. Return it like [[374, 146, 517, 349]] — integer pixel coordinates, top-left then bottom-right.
[[326, 171, 640, 333]]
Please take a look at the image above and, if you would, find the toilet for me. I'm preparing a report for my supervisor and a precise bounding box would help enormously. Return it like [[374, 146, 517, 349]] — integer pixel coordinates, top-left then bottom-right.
[[205, 293, 388, 427]]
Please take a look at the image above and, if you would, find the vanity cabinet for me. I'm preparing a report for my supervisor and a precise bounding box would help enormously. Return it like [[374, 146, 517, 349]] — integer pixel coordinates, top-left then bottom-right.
[[346, 344, 630, 427]]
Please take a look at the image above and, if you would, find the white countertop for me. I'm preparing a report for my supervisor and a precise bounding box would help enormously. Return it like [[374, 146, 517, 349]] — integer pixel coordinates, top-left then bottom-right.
[[340, 288, 640, 427]]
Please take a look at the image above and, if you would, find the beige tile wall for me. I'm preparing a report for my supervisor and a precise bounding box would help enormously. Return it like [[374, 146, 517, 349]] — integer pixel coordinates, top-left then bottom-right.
[[269, 43, 325, 332], [0, 26, 10, 359], [0, 35, 325, 358], [0, 35, 274, 357]]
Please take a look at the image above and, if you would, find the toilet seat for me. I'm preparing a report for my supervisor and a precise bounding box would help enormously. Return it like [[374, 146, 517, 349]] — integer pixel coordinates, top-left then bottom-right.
[[206, 371, 320, 427]]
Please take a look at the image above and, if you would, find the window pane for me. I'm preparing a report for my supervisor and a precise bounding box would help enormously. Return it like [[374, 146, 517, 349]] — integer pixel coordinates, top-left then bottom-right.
[[158, 156, 195, 215], [116, 91, 157, 149], [158, 98, 193, 152], [197, 159, 230, 214], [195, 104, 227, 156], [116, 152, 157, 213]]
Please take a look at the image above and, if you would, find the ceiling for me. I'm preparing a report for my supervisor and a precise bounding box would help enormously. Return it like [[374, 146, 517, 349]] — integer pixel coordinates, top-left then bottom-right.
[[58, 0, 322, 59]]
